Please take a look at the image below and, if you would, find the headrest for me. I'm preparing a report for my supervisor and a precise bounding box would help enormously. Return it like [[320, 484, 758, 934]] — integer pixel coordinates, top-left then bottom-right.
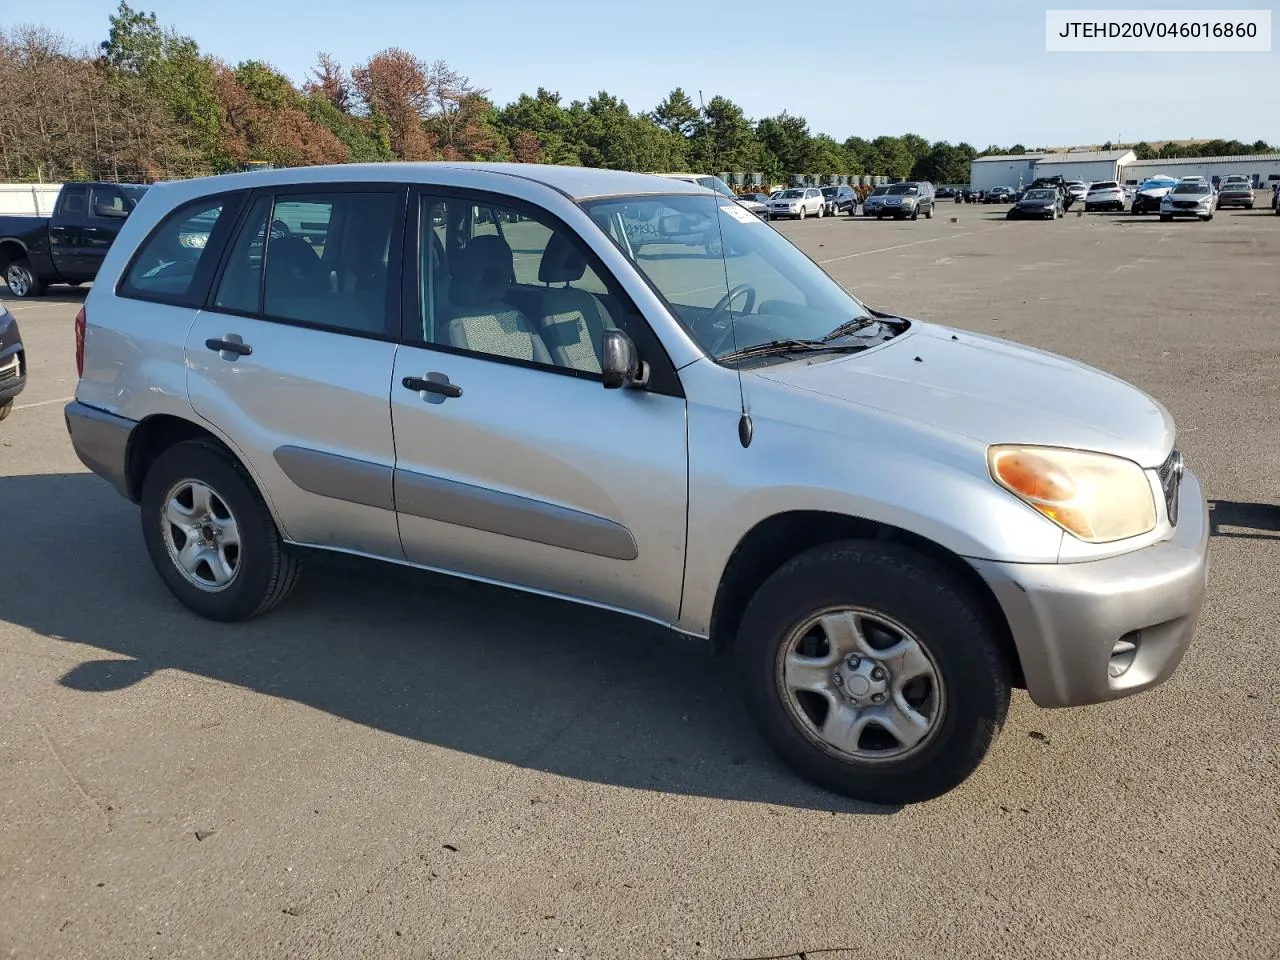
[[449, 234, 513, 307], [538, 231, 587, 284]]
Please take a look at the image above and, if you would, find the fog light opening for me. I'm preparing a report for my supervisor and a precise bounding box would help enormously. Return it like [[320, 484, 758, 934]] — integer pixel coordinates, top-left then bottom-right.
[[1109, 632, 1140, 679]]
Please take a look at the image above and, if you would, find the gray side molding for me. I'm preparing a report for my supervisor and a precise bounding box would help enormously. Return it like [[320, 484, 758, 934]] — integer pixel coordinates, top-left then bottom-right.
[[274, 445, 395, 512], [394, 468, 639, 561]]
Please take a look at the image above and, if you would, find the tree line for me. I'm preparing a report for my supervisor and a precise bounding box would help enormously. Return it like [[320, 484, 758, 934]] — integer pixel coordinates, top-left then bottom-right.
[[2, 3, 1274, 187]]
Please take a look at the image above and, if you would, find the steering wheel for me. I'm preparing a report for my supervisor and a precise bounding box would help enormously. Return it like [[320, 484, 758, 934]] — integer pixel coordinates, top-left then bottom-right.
[[703, 283, 757, 354]]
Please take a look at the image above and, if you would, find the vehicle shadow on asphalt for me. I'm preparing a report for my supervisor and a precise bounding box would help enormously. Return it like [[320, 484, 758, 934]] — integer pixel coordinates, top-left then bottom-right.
[[1208, 499, 1280, 541], [2, 472, 899, 815], [1, 286, 88, 306]]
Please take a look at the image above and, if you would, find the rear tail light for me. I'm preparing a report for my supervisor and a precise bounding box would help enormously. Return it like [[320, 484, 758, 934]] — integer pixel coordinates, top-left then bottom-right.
[[74, 306, 86, 379]]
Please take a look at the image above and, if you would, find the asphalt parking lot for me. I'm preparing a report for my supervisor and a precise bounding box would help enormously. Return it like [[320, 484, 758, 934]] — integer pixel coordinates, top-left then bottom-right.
[[2, 203, 1278, 960]]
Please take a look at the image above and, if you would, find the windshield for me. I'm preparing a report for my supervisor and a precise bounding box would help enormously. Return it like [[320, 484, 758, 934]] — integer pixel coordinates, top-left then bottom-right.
[[886, 184, 919, 195], [821, 187, 837, 197], [1173, 182, 1210, 195], [778, 189, 805, 199], [868, 186, 888, 196], [1023, 189, 1055, 201], [583, 193, 875, 361], [1139, 179, 1174, 189]]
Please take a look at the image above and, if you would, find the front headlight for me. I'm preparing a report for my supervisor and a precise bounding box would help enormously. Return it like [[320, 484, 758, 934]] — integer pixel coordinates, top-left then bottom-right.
[[987, 445, 1157, 543]]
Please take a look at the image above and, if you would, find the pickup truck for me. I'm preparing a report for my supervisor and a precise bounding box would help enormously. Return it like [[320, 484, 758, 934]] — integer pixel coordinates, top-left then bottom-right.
[[0, 182, 149, 298]]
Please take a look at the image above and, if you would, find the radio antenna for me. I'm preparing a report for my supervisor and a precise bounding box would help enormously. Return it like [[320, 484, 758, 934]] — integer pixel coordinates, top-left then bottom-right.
[[698, 90, 751, 447]]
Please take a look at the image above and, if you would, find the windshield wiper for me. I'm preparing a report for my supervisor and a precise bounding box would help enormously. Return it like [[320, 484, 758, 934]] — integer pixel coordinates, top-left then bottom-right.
[[718, 338, 865, 364], [822, 316, 880, 341]]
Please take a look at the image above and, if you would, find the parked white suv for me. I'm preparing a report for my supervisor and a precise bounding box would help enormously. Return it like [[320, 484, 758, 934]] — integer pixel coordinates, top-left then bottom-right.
[[768, 187, 825, 220], [65, 163, 1209, 804], [1084, 181, 1126, 212]]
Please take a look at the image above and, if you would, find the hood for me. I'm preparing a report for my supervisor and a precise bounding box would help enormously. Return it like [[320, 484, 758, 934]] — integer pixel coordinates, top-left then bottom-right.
[[1017, 197, 1052, 206], [755, 321, 1174, 466], [1138, 185, 1174, 197]]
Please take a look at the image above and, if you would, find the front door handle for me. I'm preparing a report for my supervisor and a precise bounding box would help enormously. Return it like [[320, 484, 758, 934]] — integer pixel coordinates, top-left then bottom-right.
[[205, 335, 252, 359], [402, 374, 462, 402]]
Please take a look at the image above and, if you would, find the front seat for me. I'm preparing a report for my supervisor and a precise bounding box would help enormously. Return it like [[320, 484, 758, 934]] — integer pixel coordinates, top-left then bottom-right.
[[534, 232, 616, 372], [445, 234, 551, 364]]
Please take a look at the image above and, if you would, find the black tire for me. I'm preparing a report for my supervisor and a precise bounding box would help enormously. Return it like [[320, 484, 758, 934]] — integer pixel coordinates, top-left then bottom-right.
[[736, 540, 1010, 804], [4, 258, 44, 298], [1160, 214, 1172, 222], [910, 206, 919, 221], [925, 204, 933, 219], [140, 439, 301, 621], [0, 399, 12, 421]]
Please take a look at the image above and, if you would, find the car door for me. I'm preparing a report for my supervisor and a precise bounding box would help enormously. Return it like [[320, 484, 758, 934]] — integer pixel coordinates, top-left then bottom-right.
[[185, 183, 406, 559], [390, 189, 689, 623], [84, 185, 131, 276], [49, 185, 88, 280]]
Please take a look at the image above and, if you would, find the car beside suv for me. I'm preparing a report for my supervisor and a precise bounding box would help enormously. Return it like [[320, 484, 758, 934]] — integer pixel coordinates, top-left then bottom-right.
[[768, 187, 826, 220], [64, 162, 1209, 805], [1084, 181, 1126, 212], [820, 184, 858, 217]]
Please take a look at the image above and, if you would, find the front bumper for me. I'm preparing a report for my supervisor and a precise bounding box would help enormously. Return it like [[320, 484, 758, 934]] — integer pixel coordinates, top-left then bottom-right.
[[1008, 206, 1055, 218], [1163, 205, 1213, 217], [969, 468, 1209, 709], [0, 346, 24, 403], [65, 400, 137, 501]]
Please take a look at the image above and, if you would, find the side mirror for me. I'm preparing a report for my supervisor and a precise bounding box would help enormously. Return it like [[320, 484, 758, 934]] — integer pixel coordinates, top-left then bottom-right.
[[601, 329, 649, 390], [94, 204, 128, 219]]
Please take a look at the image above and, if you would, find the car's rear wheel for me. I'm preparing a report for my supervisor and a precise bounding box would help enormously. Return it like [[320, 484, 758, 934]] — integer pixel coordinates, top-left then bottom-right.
[[1160, 214, 1172, 222], [140, 439, 301, 621], [736, 540, 1010, 804], [4, 259, 43, 299]]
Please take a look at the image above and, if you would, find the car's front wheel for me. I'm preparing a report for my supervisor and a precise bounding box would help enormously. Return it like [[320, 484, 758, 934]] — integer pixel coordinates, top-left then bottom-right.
[[0, 399, 12, 421], [140, 439, 301, 622], [736, 541, 1010, 805]]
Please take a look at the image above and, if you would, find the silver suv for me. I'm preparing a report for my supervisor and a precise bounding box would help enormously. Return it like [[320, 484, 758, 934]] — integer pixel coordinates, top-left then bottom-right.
[[65, 163, 1209, 804]]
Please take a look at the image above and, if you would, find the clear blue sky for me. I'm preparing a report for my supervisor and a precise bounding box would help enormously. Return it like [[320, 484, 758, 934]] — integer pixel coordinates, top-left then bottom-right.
[[22, 0, 1280, 147]]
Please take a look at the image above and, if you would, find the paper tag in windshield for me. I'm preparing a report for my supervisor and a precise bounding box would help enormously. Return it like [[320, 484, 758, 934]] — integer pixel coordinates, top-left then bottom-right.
[[720, 203, 759, 225]]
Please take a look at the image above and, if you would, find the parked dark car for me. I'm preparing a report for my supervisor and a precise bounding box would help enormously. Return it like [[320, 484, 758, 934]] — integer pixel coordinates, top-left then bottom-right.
[[820, 184, 858, 216], [935, 186, 956, 199], [985, 186, 1016, 204], [0, 302, 25, 420], [0, 182, 149, 298], [1006, 187, 1065, 220], [1215, 181, 1256, 209], [1027, 176, 1073, 210]]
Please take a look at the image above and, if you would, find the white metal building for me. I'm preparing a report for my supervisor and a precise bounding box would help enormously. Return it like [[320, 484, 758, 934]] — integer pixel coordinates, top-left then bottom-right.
[[1031, 149, 1136, 185], [968, 153, 1044, 192], [1121, 154, 1280, 189]]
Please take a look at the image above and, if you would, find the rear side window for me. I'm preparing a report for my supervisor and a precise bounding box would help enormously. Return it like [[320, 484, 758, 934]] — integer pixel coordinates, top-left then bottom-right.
[[58, 188, 87, 217], [120, 195, 234, 305], [211, 190, 400, 338]]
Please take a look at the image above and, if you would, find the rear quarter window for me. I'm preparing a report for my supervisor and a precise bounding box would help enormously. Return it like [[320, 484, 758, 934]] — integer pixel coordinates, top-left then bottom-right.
[[119, 193, 244, 306]]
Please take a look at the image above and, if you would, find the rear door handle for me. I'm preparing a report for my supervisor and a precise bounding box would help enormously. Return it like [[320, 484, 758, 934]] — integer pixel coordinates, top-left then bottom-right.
[[402, 374, 462, 402], [205, 336, 252, 359]]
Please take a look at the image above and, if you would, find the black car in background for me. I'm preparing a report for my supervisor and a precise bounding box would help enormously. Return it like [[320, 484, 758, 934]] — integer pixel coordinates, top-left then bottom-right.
[[1006, 187, 1065, 220], [0, 302, 26, 420], [985, 186, 1016, 203], [0, 182, 149, 298]]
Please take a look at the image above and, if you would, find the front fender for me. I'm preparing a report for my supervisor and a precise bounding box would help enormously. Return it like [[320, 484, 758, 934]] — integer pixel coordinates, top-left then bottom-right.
[[675, 363, 1064, 636]]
